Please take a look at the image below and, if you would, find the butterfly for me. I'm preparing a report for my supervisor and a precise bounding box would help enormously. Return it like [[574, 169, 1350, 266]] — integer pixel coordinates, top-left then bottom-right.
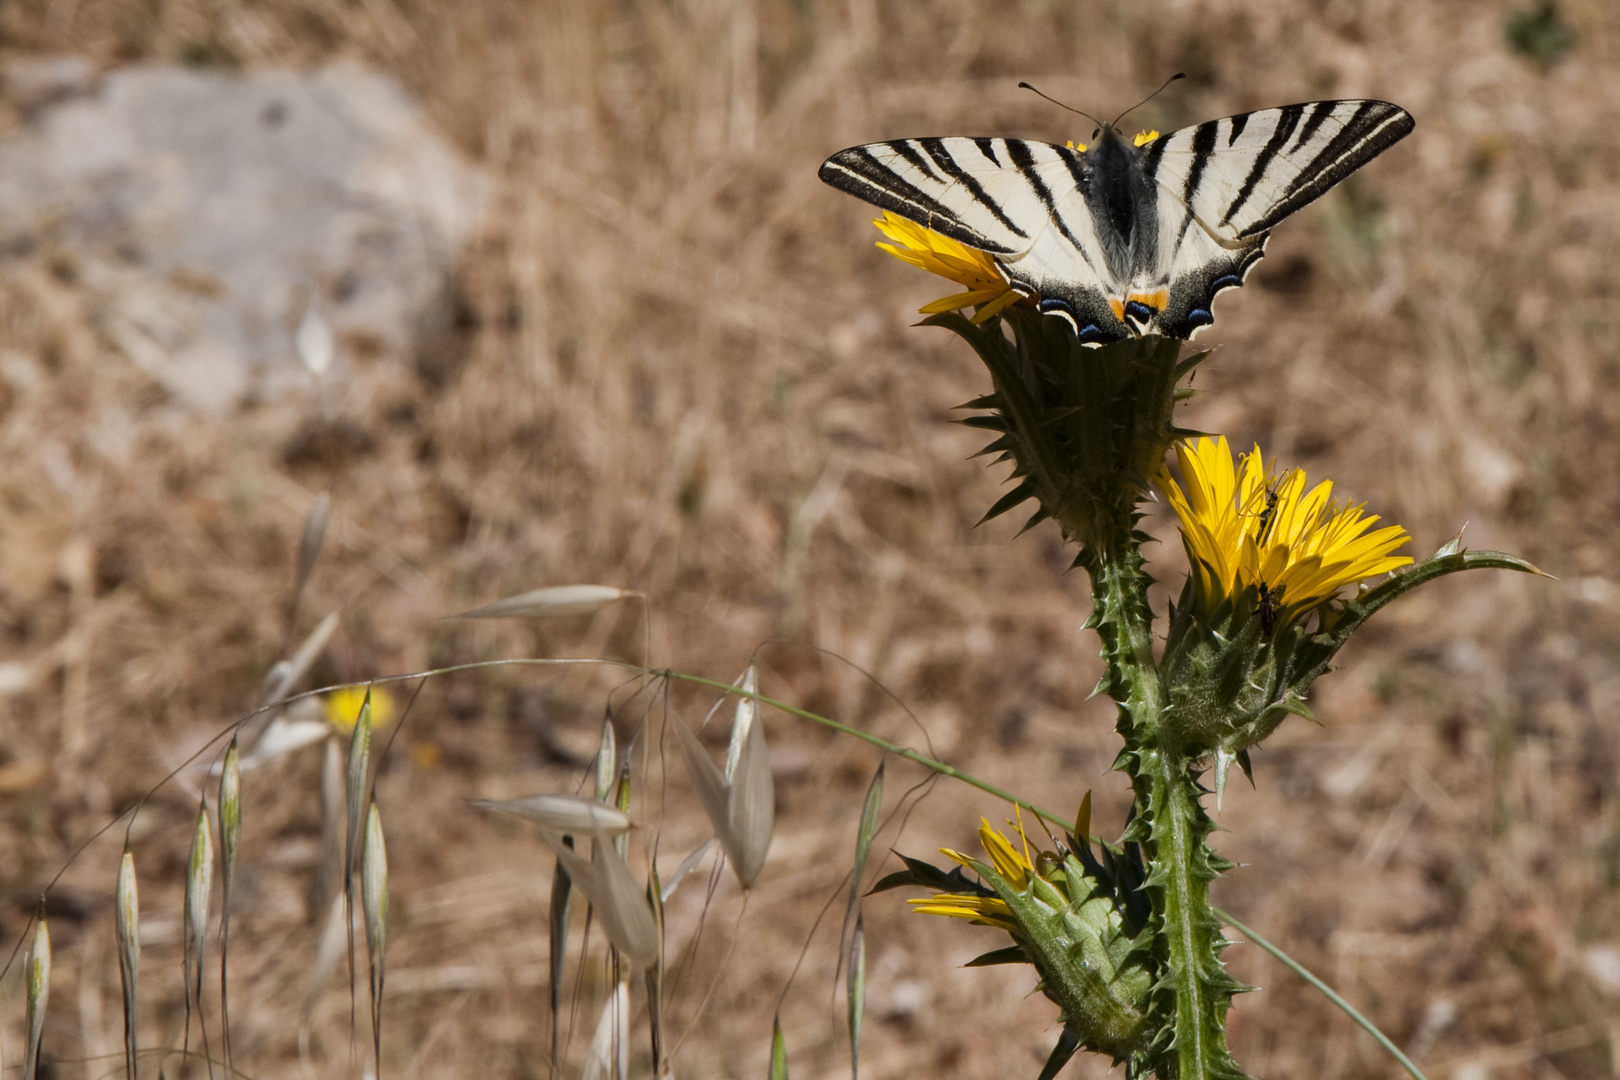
[[819, 98, 1413, 343]]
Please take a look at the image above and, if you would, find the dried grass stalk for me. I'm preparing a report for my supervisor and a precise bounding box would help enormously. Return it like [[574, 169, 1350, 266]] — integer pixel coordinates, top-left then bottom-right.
[[295, 295, 334, 376], [183, 798, 215, 1079], [257, 611, 339, 711], [671, 714, 774, 888], [218, 738, 241, 1072], [845, 762, 885, 940], [643, 864, 665, 1076], [302, 894, 348, 1023], [294, 492, 331, 602], [541, 826, 658, 969], [470, 793, 631, 835], [846, 915, 867, 1080], [581, 980, 629, 1080], [547, 839, 573, 1061], [726, 704, 774, 887], [345, 693, 373, 880], [659, 838, 714, 902], [595, 718, 617, 801], [314, 735, 345, 920], [361, 801, 388, 1070], [116, 850, 140, 1080], [723, 666, 758, 781], [447, 584, 627, 620], [24, 914, 49, 1080]]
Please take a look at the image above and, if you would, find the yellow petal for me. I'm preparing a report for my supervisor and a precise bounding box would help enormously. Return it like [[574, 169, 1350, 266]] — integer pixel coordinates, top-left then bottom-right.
[[1160, 437, 1411, 626]]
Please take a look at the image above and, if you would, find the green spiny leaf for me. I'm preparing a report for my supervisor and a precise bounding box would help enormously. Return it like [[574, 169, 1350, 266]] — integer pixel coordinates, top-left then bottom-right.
[[979, 478, 1039, 525], [1036, 1028, 1082, 1080], [964, 946, 1028, 968]]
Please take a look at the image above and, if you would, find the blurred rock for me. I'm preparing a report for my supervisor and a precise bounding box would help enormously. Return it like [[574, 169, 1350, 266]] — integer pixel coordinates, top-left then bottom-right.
[[0, 59, 485, 413]]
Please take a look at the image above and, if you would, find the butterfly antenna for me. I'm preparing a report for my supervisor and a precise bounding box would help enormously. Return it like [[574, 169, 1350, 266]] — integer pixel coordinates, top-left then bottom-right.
[[1111, 72, 1186, 128], [1017, 82, 1104, 131]]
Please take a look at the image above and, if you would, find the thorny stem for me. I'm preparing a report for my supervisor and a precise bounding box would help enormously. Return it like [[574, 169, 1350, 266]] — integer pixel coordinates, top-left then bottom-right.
[[1083, 538, 1244, 1080]]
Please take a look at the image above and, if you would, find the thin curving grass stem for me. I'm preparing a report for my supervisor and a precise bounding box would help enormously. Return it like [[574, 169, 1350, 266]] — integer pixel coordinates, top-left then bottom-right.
[[663, 672, 1074, 834], [1215, 908, 1431, 1080]]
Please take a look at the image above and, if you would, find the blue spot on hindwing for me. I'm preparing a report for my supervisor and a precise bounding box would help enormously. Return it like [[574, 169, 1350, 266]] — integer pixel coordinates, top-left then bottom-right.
[[1212, 275, 1243, 292], [1124, 301, 1154, 324], [1186, 308, 1215, 329]]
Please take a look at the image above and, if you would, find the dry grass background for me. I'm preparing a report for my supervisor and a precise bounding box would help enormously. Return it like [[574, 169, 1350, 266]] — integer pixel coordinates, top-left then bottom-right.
[[0, 0, 1618, 1077]]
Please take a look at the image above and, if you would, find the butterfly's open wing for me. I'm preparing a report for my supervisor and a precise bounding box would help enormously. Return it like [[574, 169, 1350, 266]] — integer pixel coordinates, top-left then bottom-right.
[[1141, 101, 1414, 337], [819, 138, 1131, 340]]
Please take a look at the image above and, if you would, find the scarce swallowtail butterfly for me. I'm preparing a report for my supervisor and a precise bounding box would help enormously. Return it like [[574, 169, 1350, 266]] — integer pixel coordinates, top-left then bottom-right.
[[819, 98, 1413, 343]]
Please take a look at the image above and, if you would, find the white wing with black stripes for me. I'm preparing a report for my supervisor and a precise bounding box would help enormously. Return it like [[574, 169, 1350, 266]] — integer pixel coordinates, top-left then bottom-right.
[[1144, 100, 1414, 242], [820, 136, 1130, 339], [818, 98, 1413, 344], [817, 138, 1075, 256]]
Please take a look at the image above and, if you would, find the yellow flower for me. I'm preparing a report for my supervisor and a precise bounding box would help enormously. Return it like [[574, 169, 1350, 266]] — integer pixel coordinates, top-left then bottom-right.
[[909, 817, 1043, 931], [872, 211, 1021, 324], [322, 684, 397, 734], [1159, 436, 1412, 627]]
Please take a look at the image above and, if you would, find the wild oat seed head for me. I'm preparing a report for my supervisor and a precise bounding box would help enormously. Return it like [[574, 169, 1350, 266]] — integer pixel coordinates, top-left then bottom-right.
[[1160, 436, 1412, 627]]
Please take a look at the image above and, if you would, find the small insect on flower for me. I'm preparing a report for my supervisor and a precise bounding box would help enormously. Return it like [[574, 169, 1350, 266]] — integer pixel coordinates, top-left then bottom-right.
[[1159, 436, 1413, 632], [871, 212, 1023, 324]]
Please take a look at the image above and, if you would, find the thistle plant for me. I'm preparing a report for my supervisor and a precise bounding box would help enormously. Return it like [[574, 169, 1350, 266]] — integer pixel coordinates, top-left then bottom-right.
[[853, 214, 1541, 1080]]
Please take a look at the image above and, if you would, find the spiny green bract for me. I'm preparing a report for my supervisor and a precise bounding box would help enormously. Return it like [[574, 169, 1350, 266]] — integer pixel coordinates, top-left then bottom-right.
[[929, 309, 1196, 553], [971, 848, 1158, 1065], [1160, 578, 1314, 759], [878, 832, 1167, 1076]]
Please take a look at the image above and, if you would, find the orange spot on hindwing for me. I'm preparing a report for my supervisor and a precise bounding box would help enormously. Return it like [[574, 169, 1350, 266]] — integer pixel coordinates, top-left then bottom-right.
[[1118, 288, 1170, 328]]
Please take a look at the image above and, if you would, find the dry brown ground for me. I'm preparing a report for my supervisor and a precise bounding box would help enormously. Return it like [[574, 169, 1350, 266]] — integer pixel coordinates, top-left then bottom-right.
[[1, 1, 1618, 1078]]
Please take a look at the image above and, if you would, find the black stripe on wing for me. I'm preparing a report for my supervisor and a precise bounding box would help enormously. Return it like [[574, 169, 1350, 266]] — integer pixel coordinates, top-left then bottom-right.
[[1183, 120, 1221, 203], [971, 137, 1004, 167], [1004, 140, 1085, 251], [1240, 102, 1414, 236], [917, 138, 1031, 242], [889, 139, 947, 185], [1289, 100, 1338, 153], [1221, 103, 1306, 230], [1172, 119, 1222, 243], [819, 145, 1022, 255]]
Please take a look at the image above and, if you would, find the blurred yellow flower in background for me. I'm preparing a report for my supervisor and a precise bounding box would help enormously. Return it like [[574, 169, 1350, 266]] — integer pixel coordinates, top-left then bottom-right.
[[322, 684, 397, 734]]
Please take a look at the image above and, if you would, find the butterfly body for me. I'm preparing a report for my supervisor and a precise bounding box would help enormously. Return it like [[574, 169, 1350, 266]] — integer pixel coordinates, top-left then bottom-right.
[[820, 99, 1413, 343]]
